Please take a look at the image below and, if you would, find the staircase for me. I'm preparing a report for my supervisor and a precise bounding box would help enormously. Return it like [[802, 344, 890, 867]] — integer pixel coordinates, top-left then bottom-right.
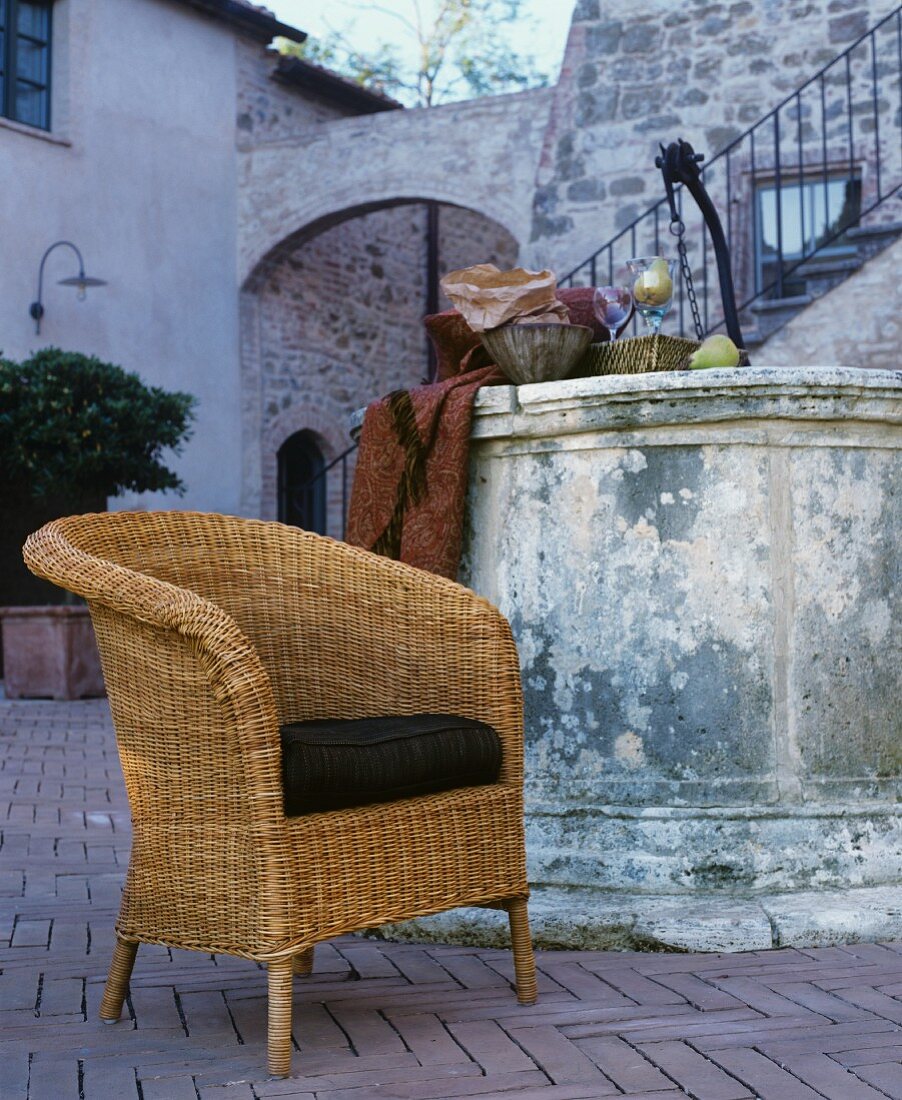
[[744, 220, 902, 347], [562, 6, 902, 351]]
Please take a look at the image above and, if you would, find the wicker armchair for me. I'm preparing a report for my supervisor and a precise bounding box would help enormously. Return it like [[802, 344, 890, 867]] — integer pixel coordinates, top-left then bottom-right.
[[23, 511, 536, 1077]]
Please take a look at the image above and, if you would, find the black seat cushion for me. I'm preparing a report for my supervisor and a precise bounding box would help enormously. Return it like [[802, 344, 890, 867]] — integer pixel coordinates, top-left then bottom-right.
[[280, 713, 502, 815]]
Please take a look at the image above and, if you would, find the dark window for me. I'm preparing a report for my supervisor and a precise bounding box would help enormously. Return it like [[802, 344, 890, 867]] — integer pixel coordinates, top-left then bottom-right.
[[0, 0, 52, 130], [755, 175, 861, 298], [278, 431, 326, 534]]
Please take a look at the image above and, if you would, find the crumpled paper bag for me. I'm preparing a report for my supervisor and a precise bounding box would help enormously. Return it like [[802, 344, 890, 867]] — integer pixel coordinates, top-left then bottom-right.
[[440, 263, 570, 332]]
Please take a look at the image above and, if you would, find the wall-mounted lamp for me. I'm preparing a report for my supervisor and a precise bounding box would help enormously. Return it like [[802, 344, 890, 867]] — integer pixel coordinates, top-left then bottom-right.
[[29, 241, 107, 334]]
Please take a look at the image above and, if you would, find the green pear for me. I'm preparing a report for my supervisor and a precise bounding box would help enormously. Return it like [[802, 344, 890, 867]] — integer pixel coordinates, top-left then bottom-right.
[[688, 334, 741, 369], [633, 257, 673, 307]]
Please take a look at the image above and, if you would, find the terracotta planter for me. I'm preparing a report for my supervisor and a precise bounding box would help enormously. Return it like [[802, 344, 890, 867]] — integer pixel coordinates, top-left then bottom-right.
[[0, 493, 106, 678], [0, 606, 105, 700]]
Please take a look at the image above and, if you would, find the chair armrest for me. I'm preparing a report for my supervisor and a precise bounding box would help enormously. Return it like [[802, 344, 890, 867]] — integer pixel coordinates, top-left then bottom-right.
[[23, 518, 283, 816]]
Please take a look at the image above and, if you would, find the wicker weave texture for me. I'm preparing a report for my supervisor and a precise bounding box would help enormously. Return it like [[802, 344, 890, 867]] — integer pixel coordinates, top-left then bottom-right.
[[23, 511, 535, 1075], [580, 333, 700, 375]]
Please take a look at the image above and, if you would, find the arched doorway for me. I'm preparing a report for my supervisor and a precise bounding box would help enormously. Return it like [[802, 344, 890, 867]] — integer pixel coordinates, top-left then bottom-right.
[[278, 430, 326, 533]]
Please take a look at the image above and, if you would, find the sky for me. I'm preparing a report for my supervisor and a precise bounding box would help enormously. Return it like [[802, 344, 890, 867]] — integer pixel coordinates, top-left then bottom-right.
[[264, 1, 575, 87]]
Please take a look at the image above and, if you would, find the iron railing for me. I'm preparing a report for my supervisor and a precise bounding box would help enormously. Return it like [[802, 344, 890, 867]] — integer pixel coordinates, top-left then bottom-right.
[[562, 5, 902, 339]]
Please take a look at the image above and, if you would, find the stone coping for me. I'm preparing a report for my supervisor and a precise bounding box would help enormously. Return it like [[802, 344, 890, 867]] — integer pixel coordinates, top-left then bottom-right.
[[349, 366, 902, 438], [470, 365, 902, 439]]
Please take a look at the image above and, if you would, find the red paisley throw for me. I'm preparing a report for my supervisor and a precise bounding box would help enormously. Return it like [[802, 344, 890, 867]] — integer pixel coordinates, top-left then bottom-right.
[[346, 289, 606, 579]]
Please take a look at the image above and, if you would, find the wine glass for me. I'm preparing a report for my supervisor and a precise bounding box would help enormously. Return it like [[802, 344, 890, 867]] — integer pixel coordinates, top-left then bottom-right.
[[626, 257, 677, 335], [592, 285, 633, 344]]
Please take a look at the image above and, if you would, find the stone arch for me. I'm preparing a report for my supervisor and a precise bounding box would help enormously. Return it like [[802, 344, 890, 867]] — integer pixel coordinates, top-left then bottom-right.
[[242, 194, 522, 294], [242, 188, 523, 293], [237, 87, 545, 288], [239, 196, 519, 521]]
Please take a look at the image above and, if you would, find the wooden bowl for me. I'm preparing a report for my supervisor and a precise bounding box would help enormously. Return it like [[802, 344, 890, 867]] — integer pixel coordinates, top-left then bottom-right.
[[481, 323, 594, 385]]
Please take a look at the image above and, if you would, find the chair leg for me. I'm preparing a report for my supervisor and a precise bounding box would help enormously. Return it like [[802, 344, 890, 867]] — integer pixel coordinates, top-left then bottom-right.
[[292, 946, 314, 976], [99, 936, 138, 1023], [267, 957, 295, 1078], [507, 897, 537, 1005]]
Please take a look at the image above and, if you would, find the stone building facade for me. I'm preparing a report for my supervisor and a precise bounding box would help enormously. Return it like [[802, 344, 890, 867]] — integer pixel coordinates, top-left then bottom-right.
[[1, 0, 897, 525], [529, 0, 900, 273], [236, 0, 899, 532]]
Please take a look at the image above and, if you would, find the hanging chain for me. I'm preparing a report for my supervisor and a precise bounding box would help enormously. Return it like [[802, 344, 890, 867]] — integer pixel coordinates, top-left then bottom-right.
[[670, 216, 704, 342]]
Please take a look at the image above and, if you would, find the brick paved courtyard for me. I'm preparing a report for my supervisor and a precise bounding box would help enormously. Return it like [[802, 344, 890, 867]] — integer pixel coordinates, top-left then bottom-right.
[[1, 698, 901, 1099]]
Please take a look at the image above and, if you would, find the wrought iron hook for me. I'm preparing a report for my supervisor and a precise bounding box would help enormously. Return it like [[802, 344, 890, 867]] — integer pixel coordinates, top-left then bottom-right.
[[655, 139, 746, 352]]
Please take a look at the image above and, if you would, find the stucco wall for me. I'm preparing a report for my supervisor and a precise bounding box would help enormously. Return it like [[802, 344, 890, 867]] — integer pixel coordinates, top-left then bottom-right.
[[0, 0, 244, 513]]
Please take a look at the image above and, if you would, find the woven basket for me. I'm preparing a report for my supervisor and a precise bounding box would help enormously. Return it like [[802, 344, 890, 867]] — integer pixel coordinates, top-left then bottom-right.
[[579, 334, 700, 376]]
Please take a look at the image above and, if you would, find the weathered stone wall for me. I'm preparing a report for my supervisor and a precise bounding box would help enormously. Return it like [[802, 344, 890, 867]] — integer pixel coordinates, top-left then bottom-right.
[[235, 39, 351, 147], [530, 0, 900, 276], [758, 234, 902, 368], [452, 366, 902, 950], [247, 202, 518, 526], [238, 87, 553, 285]]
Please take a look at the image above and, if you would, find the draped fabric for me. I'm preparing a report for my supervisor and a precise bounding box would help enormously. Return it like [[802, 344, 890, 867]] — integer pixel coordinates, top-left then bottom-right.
[[346, 289, 605, 579]]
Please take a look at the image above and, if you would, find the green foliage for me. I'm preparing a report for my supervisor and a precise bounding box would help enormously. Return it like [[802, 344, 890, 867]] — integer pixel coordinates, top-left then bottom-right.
[[278, 0, 548, 108], [290, 35, 405, 100], [0, 348, 196, 500]]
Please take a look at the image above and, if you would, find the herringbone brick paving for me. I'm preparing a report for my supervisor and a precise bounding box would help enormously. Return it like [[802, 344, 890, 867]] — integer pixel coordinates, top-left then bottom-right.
[[1, 699, 900, 1099]]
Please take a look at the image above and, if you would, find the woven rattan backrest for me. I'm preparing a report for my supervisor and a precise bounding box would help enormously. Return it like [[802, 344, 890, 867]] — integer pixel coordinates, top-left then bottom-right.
[[24, 512, 524, 785], [23, 512, 302, 952]]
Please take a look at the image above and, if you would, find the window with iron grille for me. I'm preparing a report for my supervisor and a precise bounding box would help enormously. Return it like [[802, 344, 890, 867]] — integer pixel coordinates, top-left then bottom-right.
[[0, 0, 52, 131]]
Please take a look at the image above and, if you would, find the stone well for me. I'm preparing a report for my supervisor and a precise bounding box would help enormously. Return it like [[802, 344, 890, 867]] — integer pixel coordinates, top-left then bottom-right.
[[383, 366, 902, 951]]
